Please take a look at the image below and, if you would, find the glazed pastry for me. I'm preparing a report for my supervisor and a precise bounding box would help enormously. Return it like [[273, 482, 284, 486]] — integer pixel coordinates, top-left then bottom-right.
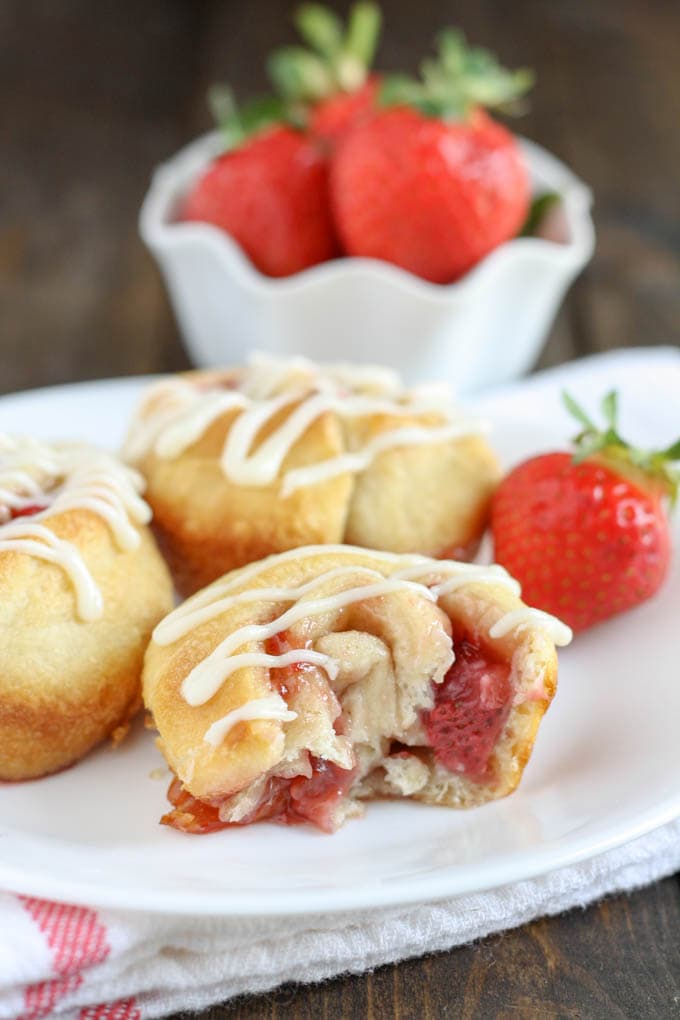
[[0, 435, 174, 780], [123, 355, 500, 595], [143, 545, 572, 833]]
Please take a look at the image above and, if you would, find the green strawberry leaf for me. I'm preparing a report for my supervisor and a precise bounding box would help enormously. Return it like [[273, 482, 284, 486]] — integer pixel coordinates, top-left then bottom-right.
[[563, 388, 680, 506], [295, 4, 345, 59], [380, 27, 533, 121], [345, 3, 382, 67], [438, 29, 467, 78], [267, 3, 381, 108], [662, 438, 680, 459], [562, 391, 596, 431], [379, 74, 425, 106], [520, 192, 560, 237], [601, 391, 618, 430], [208, 84, 245, 148], [208, 85, 290, 148], [267, 46, 335, 102]]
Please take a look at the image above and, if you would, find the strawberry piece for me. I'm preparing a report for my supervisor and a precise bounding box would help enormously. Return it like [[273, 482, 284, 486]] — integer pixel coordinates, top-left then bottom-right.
[[162, 777, 229, 835], [331, 105, 530, 283], [285, 758, 357, 831], [424, 636, 512, 783], [182, 126, 338, 278], [491, 392, 679, 633], [9, 504, 45, 519]]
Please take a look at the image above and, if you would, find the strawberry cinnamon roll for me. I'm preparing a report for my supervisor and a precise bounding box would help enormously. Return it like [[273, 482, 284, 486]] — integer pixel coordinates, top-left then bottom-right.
[[143, 545, 571, 833], [123, 355, 500, 596], [0, 435, 174, 780]]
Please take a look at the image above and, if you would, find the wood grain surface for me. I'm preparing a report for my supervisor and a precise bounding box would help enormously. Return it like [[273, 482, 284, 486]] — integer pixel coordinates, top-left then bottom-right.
[[1, 1, 679, 1017]]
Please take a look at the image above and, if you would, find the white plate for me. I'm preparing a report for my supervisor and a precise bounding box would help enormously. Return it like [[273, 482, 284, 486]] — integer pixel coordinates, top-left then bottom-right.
[[1, 351, 679, 917]]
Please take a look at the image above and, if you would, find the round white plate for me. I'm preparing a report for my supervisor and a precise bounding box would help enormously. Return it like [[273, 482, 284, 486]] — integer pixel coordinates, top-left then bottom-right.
[[1, 355, 679, 916]]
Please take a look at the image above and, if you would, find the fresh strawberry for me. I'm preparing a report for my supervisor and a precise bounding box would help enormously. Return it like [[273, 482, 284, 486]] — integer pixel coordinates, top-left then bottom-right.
[[267, 3, 382, 147], [330, 30, 532, 283], [491, 392, 680, 633], [331, 106, 529, 282], [424, 635, 512, 783], [182, 120, 337, 278]]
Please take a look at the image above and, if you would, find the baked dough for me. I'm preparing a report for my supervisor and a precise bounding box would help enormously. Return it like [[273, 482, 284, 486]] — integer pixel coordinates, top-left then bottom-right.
[[0, 435, 174, 780], [144, 545, 571, 832], [123, 355, 500, 595]]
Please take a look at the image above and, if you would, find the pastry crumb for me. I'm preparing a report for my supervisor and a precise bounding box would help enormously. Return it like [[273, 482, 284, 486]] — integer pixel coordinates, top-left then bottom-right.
[[111, 721, 131, 747]]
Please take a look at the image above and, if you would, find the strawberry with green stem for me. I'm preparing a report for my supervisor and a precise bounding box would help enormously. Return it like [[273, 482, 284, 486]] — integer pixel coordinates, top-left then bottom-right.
[[491, 391, 680, 633], [329, 29, 534, 283], [181, 87, 338, 278], [267, 2, 382, 147]]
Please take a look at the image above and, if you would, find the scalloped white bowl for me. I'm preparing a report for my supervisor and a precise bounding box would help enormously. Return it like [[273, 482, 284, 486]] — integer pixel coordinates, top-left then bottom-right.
[[140, 131, 594, 391]]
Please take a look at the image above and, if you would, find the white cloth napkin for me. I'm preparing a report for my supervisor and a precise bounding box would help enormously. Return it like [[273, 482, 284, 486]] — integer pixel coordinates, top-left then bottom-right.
[[1, 347, 679, 1020], [2, 819, 680, 1020]]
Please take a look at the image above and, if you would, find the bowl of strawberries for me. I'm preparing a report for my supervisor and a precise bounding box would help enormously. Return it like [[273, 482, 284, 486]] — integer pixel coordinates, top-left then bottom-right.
[[140, 4, 594, 391]]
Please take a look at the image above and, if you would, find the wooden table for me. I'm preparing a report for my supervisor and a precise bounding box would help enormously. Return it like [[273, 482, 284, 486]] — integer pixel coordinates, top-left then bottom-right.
[[2, 1, 679, 1016]]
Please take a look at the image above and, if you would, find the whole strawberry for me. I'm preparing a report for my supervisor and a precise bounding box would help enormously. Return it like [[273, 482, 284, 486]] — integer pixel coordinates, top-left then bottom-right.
[[267, 3, 382, 148], [182, 96, 337, 278], [491, 392, 680, 633], [330, 31, 532, 283]]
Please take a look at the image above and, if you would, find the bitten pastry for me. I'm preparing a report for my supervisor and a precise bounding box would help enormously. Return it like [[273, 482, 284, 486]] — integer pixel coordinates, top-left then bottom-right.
[[144, 545, 572, 833], [0, 434, 174, 780], [123, 355, 500, 595]]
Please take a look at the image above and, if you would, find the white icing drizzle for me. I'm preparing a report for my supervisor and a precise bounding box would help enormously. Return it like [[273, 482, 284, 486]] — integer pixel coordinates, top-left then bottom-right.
[[156, 544, 420, 638], [203, 695, 298, 748], [181, 576, 436, 707], [154, 565, 390, 645], [124, 354, 486, 497], [154, 546, 522, 648], [151, 544, 571, 748], [0, 523, 104, 620], [157, 391, 248, 459], [392, 560, 522, 598], [280, 422, 479, 497], [489, 607, 573, 646], [0, 435, 152, 621]]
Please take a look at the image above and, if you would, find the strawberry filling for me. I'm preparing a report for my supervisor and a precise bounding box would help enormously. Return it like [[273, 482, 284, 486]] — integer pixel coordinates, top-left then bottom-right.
[[424, 634, 512, 784], [161, 629, 355, 834], [162, 757, 355, 835]]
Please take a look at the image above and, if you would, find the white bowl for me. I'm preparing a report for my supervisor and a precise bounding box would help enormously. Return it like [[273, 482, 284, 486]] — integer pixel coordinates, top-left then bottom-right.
[[140, 131, 594, 392]]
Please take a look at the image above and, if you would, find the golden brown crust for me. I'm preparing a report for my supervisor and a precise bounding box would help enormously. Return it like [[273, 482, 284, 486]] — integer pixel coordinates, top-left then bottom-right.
[[144, 548, 561, 818], [140, 396, 354, 596], [0, 510, 174, 780], [344, 429, 499, 557], [129, 370, 500, 595]]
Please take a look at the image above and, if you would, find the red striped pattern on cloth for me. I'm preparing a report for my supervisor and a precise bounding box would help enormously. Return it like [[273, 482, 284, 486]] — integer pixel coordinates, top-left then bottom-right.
[[79, 999, 141, 1020], [17, 896, 140, 1020]]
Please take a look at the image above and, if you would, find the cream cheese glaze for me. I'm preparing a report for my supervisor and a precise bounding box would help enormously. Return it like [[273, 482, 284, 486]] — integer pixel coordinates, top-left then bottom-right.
[[0, 434, 152, 621], [123, 353, 487, 496], [151, 545, 572, 746], [203, 695, 298, 748]]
